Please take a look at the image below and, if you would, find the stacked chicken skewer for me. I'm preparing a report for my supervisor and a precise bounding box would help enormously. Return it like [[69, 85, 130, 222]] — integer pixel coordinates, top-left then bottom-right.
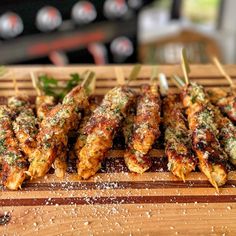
[[1, 59, 236, 191], [171, 50, 236, 191]]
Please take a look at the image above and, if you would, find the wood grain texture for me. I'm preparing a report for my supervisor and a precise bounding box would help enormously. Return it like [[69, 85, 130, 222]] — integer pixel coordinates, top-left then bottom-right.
[[1, 65, 236, 235]]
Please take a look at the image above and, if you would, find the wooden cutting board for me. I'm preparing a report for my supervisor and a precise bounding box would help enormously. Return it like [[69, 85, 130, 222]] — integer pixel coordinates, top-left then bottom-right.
[[1, 65, 236, 236]]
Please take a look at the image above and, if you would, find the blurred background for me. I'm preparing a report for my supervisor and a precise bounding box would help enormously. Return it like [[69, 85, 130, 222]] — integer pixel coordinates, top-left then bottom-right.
[[0, 0, 234, 65]]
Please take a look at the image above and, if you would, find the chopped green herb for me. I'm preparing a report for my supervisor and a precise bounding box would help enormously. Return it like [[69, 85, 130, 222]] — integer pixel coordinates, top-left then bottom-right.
[[39, 73, 82, 100]]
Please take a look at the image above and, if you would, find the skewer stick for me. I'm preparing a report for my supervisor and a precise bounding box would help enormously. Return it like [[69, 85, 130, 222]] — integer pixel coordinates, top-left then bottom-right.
[[30, 72, 42, 96], [158, 73, 168, 96], [87, 73, 96, 95], [127, 64, 141, 85], [75, 70, 96, 95], [13, 75, 19, 96], [151, 66, 158, 83], [212, 56, 235, 88], [171, 75, 185, 89], [115, 67, 125, 85], [81, 70, 95, 89], [150, 66, 158, 93], [80, 70, 89, 80], [181, 48, 190, 85]]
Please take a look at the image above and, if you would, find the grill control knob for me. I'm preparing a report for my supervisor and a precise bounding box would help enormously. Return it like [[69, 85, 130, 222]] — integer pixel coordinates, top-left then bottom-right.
[[110, 36, 134, 62], [104, 0, 128, 19], [72, 1, 97, 24], [36, 6, 62, 32], [0, 12, 23, 38]]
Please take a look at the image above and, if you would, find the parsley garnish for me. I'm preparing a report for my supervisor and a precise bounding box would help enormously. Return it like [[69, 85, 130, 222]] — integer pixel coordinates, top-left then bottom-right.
[[38, 73, 82, 100]]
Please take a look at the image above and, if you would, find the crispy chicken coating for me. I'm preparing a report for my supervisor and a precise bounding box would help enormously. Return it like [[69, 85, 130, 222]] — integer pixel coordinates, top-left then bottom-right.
[[212, 105, 236, 166], [28, 85, 89, 179], [182, 83, 228, 189], [36, 95, 55, 121], [124, 84, 161, 173], [77, 86, 136, 179], [8, 96, 38, 163], [163, 94, 196, 181], [208, 88, 236, 123], [0, 106, 28, 190], [35, 95, 68, 178]]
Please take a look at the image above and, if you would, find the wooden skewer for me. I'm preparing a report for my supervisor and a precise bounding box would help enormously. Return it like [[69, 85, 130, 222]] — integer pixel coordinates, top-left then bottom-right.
[[115, 67, 125, 85], [87, 73, 96, 95], [181, 48, 190, 85], [127, 64, 141, 85], [158, 73, 168, 96], [150, 66, 158, 92], [171, 75, 185, 89], [80, 69, 89, 80], [13, 75, 19, 96], [212, 56, 235, 88], [115, 65, 141, 86], [81, 71, 95, 87], [30, 72, 42, 96], [151, 66, 158, 83]]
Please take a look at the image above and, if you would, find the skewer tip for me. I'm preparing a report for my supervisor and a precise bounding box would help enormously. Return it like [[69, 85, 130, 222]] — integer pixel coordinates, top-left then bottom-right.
[[127, 64, 142, 85], [12, 75, 19, 96], [158, 73, 169, 96], [212, 56, 235, 89], [181, 48, 190, 85], [114, 67, 125, 85], [30, 71, 42, 96], [81, 70, 96, 90], [171, 75, 185, 89]]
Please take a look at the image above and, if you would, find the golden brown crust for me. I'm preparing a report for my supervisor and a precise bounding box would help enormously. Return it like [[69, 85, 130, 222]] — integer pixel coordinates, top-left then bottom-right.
[[0, 106, 28, 190], [8, 96, 31, 116], [211, 105, 236, 166], [36, 95, 55, 121], [163, 94, 196, 181], [182, 83, 228, 189], [68, 102, 98, 173], [28, 85, 88, 179], [7, 96, 38, 162], [208, 88, 236, 123], [124, 84, 161, 174], [78, 86, 136, 179]]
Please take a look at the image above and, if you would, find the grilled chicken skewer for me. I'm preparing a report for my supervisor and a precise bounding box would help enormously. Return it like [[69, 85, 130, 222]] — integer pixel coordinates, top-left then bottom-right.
[[207, 57, 236, 122], [212, 106, 236, 165], [0, 106, 28, 190], [28, 73, 93, 179], [171, 51, 229, 190], [77, 67, 137, 179], [174, 73, 236, 184], [68, 74, 97, 174], [173, 51, 228, 190], [124, 78, 161, 173], [208, 87, 236, 123], [163, 93, 196, 181], [8, 78, 38, 163], [181, 82, 228, 190], [8, 96, 38, 163], [31, 72, 68, 177], [203, 58, 236, 165], [161, 73, 196, 181], [67, 102, 98, 173]]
